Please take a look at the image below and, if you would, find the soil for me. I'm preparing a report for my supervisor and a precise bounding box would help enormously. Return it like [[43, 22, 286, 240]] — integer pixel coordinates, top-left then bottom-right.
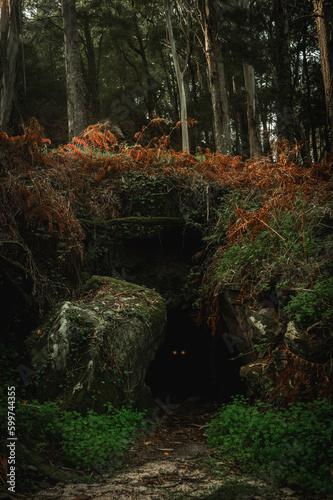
[[1, 398, 329, 500]]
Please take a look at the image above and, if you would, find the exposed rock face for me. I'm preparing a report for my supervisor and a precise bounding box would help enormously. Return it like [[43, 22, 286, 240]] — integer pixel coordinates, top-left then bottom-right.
[[25, 276, 167, 412], [283, 320, 330, 363], [218, 288, 332, 402], [248, 308, 281, 345], [239, 350, 288, 399]]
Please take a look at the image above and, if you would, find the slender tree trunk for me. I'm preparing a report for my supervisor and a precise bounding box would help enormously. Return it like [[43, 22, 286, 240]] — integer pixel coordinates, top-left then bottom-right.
[[201, 0, 231, 154], [81, 17, 101, 121], [164, 0, 190, 153], [188, 57, 200, 151], [261, 94, 272, 157], [303, 44, 318, 162], [242, 62, 261, 157], [134, 21, 154, 118], [0, 0, 21, 131], [313, 0, 333, 154], [272, 0, 296, 143], [61, 0, 87, 140], [262, 116, 271, 156], [232, 72, 249, 155], [160, 47, 178, 121], [236, 0, 261, 157]]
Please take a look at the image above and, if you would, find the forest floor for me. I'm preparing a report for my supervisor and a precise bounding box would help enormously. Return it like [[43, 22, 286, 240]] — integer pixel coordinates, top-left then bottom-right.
[[1, 398, 324, 500]]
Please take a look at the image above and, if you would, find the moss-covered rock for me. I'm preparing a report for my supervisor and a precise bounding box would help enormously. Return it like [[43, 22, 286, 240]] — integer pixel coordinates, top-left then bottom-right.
[[284, 320, 332, 363], [25, 276, 167, 413], [220, 286, 332, 402]]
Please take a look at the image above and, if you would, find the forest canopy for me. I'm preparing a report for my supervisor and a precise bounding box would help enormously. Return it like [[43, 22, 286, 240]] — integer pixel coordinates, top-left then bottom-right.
[[0, 0, 332, 160]]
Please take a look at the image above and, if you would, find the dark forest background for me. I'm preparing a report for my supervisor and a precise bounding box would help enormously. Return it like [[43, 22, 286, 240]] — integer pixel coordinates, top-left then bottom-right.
[[1, 0, 332, 159]]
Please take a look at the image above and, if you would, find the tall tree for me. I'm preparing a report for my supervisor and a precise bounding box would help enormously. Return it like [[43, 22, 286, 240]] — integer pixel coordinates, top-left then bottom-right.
[[272, 0, 297, 143], [238, 0, 261, 157], [0, 0, 22, 131], [231, 71, 250, 155], [313, 0, 333, 154], [131, 13, 155, 119], [61, 0, 87, 140], [164, 0, 190, 152], [80, 13, 103, 121], [242, 61, 261, 156], [196, 0, 231, 154]]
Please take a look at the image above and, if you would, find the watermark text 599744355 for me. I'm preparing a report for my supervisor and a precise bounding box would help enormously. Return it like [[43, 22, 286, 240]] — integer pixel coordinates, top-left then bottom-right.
[[7, 386, 16, 493]]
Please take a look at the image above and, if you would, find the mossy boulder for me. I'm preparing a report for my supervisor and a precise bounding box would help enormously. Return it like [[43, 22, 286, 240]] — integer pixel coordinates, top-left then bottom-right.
[[25, 276, 167, 412]]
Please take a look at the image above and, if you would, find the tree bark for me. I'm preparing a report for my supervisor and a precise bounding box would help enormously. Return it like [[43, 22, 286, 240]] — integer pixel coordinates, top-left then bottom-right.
[[236, 0, 261, 157], [302, 43, 318, 162], [164, 0, 190, 153], [242, 61, 261, 157], [0, 0, 21, 131], [61, 0, 87, 140], [81, 16, 102, 121], [201, 0, 231, 154], [313, 0, 333, 154], [160, 46, 179, 121], [261, 107, 272, 157], [232, 72, 249, 155], [133, 19, 154, 118], [272, 0, 296, 143]]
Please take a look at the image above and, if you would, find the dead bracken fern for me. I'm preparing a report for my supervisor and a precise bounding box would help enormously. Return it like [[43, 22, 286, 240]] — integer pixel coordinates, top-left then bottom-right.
[[0, 119, 85, 314], [1, 117, 332, 337], [264, 346, 332, 406]]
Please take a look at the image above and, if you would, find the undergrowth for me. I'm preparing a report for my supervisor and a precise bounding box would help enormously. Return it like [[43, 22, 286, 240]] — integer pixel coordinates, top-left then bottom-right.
[[206, 395, 333, 495], [200, 198, 333, 317], [284, 273, 333, 327], [1, 118, 331, 318], [0, 399, 146, 471], [0, 117, 332, 406]]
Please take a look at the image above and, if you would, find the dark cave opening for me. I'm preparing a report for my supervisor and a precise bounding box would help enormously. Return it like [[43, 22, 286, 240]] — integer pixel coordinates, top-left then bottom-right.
[[145, 306, 247, 405]]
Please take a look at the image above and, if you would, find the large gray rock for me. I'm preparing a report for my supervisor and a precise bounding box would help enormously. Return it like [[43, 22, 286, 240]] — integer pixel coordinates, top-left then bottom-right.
[[25, 276, 167, 412], [219, 286, 257, 364], [240, 348, 288, 398], [284, 320, 332, 363], [196, 279, 332, 402], [248, 308, 281, 344]]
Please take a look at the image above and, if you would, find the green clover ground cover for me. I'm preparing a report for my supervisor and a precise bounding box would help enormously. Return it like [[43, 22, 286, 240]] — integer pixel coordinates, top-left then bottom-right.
[[1, 399, 146, 471], [206, 395, 333, 495]]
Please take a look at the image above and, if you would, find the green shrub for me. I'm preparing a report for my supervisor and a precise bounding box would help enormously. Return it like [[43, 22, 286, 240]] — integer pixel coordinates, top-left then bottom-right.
[[202, 196, 333, 293], [284, 274, 333, 328], [206, 395, 333, 494], [9, 400, 146, 470]]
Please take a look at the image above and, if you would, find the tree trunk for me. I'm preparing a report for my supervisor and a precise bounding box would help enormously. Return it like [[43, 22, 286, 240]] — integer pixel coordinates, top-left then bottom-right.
[[81, 16, 101, 121], [134, 20, 154, 119], [160, 47, 179, 121], [236, 0, 261, 157], [242, 61, 261, 157], [201, 0, 231, 154], [188, 57, 200, 151], [232, 72, 249, 155], [61, 0, 87, 140], [302, 43, 318, 162], [0, 0, 21, 131], [272, 0, 296, 143], [164, 0, 190, 153], [262, 117, 271, 156], [313, 0, 333, 154]]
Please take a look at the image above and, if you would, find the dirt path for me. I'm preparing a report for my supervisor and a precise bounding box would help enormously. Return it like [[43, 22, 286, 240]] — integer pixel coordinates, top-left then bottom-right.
[[21, 399, 322, 499]]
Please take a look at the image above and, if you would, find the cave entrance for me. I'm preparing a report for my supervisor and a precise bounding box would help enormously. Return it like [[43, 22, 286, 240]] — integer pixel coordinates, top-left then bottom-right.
[[145, 306, 247, 404]]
